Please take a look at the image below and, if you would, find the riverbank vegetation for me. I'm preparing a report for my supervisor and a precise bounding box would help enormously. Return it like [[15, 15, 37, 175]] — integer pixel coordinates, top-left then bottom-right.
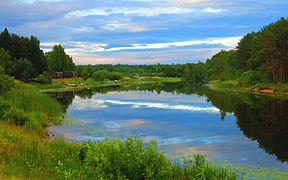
[[0, 121, 236, 179]]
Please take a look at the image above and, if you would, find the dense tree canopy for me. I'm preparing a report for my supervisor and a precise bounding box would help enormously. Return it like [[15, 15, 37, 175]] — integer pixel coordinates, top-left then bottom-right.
[[0, 28, 47, 76], [46, 45, 75, 72]]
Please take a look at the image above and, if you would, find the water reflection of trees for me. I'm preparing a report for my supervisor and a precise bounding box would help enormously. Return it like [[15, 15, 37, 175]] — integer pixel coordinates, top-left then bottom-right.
[[49, 82, 288, 162]]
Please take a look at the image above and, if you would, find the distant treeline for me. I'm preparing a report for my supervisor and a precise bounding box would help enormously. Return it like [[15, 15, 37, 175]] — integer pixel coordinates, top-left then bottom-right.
[[77, 17, 288, 85], [0, 28, 75, 82]]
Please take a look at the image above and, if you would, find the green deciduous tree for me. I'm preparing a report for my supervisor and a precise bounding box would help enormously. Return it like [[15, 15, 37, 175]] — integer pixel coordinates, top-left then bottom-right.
[[46, 45, 75, 72], [0, 48, 13, 75], [13, 58, 36, 82]]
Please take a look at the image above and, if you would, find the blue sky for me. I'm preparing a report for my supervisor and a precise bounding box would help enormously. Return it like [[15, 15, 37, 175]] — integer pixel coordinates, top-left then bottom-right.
[[0, 0, 287, 64]]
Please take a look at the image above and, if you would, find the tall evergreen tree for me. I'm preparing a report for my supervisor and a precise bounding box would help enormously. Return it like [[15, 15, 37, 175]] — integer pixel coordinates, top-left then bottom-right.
[[0, 28, 12, 54]]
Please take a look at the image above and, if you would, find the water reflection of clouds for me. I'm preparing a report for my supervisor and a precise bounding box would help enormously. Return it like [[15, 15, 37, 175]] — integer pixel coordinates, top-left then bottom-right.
[[97, 91, 208, 104], [71, 99, 220, 113], [103, 119, 150, 132]]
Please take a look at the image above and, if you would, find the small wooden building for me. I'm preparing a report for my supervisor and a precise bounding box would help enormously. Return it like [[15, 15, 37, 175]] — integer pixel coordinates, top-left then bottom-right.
[[44, 71, 78, 79]]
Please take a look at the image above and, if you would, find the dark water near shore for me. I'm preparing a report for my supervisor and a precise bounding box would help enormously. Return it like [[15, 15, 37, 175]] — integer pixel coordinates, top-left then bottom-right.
[[48, 82, 288, 170]]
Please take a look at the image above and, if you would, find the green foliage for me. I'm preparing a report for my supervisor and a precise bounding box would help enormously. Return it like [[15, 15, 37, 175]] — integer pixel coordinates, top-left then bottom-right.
[[35, 73, 52, 84], [79, 137, 172, 179], [21, 70, 30, 82], [1, 87, 62, 125], [184, 63, 205, 82], [13, 58, 35, 81], [172, 154, 236, 179], [92, 70, 109, 81], [92, 70, 123, 81], [0, 28, 48, 76], [0, 130, 236, 179], [90, 70, 117, 81], [80, 66, 90, 80], [109, 72, 122, 80], [205, 50, 237, 81], [0, 48, 13, 75], [2, 107, 30, 126], [0, 100, 11, 119], [46, 45, 75, 72], [0, 66, 14, 94], [238, 70, 269, 86]]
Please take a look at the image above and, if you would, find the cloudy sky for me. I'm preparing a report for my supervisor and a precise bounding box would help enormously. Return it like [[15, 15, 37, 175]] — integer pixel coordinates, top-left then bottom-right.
[[0, 0, 287, 64]]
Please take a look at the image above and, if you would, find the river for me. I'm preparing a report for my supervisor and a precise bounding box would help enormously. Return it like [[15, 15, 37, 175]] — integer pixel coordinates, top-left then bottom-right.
[[48, 82, 288, 170]]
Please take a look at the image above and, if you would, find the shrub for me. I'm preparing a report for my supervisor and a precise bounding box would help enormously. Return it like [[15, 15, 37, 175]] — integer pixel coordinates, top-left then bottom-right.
[[238, 70, 269, 86], [78, 137, 172, 179], [109, 72, 122, 80], [0, 66, 14, 94], [35, 73, 52, 84], [0, 100, 11, 119], [92, 70, 122, 81], [92, 70, 109, 81], [20, 70, 30, 82], [13, 58, 36, 81], [2, 107, 30, 126]]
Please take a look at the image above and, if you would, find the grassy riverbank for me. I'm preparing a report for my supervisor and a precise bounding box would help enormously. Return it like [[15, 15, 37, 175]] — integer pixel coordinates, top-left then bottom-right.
[[208, 80, 288, 97], [0, 122, 236, 179], [0, 80, 237, 179], [35, 76, 182, 92]]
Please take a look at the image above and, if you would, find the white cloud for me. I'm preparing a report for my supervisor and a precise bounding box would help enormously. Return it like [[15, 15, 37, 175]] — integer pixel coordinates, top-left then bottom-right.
[[65, 7, 225, 18], [72, 26, 95, 32], [101, 21, 149, 32], [103, 36, 241, 52], [41, 36, 241, 55]]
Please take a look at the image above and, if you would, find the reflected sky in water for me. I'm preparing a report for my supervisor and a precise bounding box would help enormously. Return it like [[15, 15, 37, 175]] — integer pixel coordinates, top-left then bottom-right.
[[49, 88, 288, 170]]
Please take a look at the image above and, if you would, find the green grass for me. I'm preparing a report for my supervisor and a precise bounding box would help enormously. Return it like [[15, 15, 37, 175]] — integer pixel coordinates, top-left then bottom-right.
[[0, 82, 62, 133], [0, 124, 236, 179]]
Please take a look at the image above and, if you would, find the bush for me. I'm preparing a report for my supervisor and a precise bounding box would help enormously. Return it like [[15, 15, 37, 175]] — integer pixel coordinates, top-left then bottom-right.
[[35, 73, 52, 84], [79, 137, 172, 179], [92, 70, 109, 81], [92, 70, 122, 81], [13, 58, 36, 81], [109, 72, 122, 80], [0, 100, 11, 119], [2, 107, 30, 126], [0, 66, 14, 94], [238, 70, 269, 86], [20, 70, 30, 82]]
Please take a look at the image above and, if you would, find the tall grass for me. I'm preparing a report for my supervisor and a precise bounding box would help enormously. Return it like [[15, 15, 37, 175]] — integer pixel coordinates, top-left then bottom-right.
[[0, 125, 236, 179], [0, 82, 62, 132]]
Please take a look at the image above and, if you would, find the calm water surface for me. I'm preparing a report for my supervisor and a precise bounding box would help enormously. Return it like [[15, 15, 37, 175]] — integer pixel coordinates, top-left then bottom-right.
[[48, 82, 288, 169]]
